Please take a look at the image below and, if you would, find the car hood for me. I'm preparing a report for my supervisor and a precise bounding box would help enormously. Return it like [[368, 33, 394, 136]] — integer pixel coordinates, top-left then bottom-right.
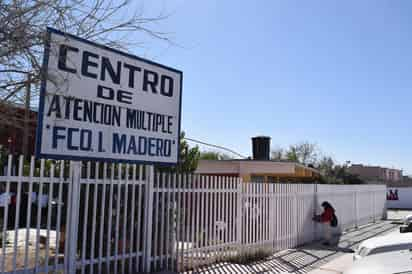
[[344, 250, 412, 274], [358, 232, 412, 250]]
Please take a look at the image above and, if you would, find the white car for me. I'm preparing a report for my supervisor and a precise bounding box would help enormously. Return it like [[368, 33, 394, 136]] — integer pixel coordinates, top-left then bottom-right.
[[345, 250, 412, 274], [353, 232, 412, 260], [403, 214, 412, 224]]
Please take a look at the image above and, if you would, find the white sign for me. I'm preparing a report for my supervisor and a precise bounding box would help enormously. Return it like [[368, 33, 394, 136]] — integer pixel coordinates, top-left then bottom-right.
[[0, 192, 12, 207], [36, 28, 182, 164]]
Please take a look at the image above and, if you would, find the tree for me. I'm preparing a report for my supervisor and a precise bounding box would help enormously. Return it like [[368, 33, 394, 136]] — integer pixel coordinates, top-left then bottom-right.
[[0, 0, 170, 155], [199, 151, 231, 160], [271, 141, 365, 184], [285, 146, 299, 162], [157, 132, 200, 173], [316, 158, 364, 185], [178, 133, 200, 173], [332, 163, 364, 185], [288, 142, 318, 165], [274, 141, 319, 165], [270, 147, 285, 161], [317, 156, 335, 177]]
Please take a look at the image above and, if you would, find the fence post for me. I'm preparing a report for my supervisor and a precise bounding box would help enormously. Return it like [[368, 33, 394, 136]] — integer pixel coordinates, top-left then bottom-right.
[[143, 165, 155, 273], [294, 193, 299, 246], [373, 191, 376, 223], [67, 161, 82, 274], [384, 188, 388, 220], [313, 184, 318, 241], [236, 178, 243, 254], [354, 191, 358, 229]]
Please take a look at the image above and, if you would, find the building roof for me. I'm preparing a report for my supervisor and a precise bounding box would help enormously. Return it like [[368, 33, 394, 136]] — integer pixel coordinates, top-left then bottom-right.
[[195, 159, 320, 176]]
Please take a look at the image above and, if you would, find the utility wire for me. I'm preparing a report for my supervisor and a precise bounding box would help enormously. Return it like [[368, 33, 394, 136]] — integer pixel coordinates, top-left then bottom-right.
[[184, 137, 247, 159]]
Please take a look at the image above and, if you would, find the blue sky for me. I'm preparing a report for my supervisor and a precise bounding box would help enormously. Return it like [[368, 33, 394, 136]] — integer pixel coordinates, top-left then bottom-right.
[[134, 1, 412, 174]]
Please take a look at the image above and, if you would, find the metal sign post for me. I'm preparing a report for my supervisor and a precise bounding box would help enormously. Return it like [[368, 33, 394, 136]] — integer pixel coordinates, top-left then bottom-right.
[[66, 161, 82, 274]]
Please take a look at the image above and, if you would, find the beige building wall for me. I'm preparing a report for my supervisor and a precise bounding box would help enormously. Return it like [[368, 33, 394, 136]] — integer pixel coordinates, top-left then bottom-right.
[[195, 160, 320, 183]]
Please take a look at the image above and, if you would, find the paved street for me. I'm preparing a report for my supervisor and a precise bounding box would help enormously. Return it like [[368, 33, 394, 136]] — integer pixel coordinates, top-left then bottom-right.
[[189, 220, 399, 274]]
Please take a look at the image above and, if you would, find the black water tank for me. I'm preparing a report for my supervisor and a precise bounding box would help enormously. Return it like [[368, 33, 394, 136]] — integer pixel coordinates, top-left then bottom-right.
[[252, 136, 271, 160]]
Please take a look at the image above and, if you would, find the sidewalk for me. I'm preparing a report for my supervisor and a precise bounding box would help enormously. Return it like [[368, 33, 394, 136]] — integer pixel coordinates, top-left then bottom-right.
[[190, 221, 399, 274], [306, 254, 354, 274]]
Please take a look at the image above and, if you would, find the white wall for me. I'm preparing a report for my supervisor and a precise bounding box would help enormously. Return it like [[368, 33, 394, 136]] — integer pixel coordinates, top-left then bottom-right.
[[387, 187, 412, 209], [317, 185, 386, 232]]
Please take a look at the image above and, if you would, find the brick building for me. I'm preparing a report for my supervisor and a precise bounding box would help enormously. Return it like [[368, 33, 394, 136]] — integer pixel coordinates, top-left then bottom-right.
[[0, 104, 37, 154], [347, 164, 402, 183]]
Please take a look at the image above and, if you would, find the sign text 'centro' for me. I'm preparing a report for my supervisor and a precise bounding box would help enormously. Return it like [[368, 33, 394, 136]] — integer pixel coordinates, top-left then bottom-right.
[[36, 28, 182, 164]]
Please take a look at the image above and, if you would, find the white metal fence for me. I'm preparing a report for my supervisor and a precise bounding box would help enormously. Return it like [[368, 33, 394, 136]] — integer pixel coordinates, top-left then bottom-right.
[[0, 155, 387, 273]]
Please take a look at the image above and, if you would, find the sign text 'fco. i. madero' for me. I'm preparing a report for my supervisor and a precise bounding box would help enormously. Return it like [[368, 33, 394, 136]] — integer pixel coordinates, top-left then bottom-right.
[[36, 28, 182, 164]]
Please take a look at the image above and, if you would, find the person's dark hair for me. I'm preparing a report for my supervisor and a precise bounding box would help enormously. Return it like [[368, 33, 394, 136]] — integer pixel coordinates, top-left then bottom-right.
[[321, 201, 334, 211]]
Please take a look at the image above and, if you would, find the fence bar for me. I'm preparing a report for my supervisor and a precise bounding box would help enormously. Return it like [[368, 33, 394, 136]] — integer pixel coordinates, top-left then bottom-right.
[[35, 159, 45, 273], [121, 164, 129, 274], [153, 172, 160, 269], [67, 161, 82, 274], [114, 163, 122, 274], [190, 174, 196, 269], [236, 178, 242, 255], [54, 161, 65, 271], [194, 174, 201, 269], [1, 156, 12, 273], [160, 173, 166, 269], [223, 177, 229, 259], [98, 163, 108, 273], [106, 163, 115, 273], [135, 165, 144, 271], [171, 173, 177, 271], [44, 163, 55, 273], [144, 165, 154, 272], [164, 173, 170, 269], [199, 175, 205, 266], [175, 173, 181, 271], [90, 162, 99, 274], [12, 156, 23, 271], [128, 164, 137, 274], [23, 156, 35, 272], [80, 162, 91, 274]]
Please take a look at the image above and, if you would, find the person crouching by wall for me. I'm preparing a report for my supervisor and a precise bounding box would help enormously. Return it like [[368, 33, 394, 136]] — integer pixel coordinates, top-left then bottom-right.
[[313, 201, 338, 246]]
